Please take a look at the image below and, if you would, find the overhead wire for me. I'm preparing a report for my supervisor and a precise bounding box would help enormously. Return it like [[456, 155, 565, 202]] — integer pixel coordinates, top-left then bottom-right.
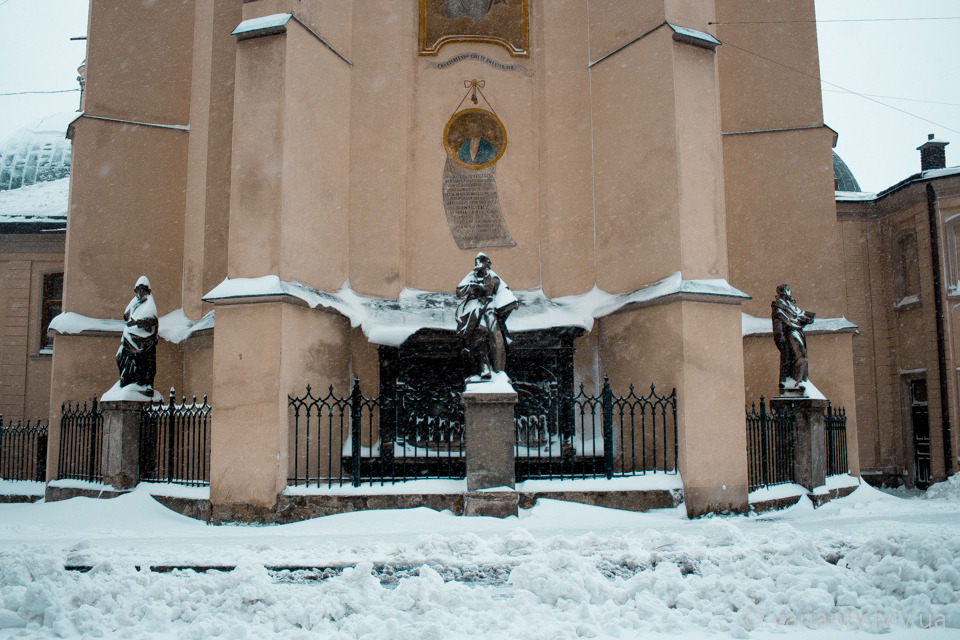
[[0, 89, 80, 97], [711, 17, 960, 25], [719, 39, 960, 136]]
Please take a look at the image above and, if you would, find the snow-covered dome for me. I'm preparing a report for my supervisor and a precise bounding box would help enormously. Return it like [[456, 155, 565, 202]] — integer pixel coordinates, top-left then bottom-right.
[[833, 151, 861, 192], [0, 113, 74, 191]]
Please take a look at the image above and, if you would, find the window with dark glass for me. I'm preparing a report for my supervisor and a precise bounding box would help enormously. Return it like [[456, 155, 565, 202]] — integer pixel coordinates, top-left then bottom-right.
[[40, 272, 63, 350]]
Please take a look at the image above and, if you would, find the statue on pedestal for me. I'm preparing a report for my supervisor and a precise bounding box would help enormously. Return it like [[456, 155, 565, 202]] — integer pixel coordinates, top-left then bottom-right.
[[772, 284, 815, 396], [456, 252, 519, 381], [116, 275, 158, 391]]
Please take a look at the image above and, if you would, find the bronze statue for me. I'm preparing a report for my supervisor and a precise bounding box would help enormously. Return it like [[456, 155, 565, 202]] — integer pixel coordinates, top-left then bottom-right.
[[456, 252, 519, 381], [116, 275, 159, 390], [772, 284, 815, 396]]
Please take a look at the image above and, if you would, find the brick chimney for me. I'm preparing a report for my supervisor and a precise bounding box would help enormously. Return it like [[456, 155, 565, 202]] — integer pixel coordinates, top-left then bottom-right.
[[918, 133, 948, 171]]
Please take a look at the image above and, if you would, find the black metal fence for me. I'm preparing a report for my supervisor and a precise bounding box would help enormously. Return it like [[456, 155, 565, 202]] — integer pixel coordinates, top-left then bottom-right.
[[289, 377, 678, 488], [58, 398, 103, 482], [746, 398, 849, 491], [826, 402, 849, 477], [0, 415, 48, 482], [514, 377, 678, 481], [139, 391, 212, 486], [746, 398, 796, 491]]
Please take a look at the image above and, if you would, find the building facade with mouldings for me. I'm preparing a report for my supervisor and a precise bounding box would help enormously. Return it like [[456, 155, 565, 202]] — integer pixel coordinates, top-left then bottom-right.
[[38, 0, 872, 518], [837, 137, 960, 490]]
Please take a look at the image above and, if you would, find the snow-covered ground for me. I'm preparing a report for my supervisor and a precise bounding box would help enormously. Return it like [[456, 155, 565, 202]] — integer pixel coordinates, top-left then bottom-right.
[[3, 479, 960, 639]]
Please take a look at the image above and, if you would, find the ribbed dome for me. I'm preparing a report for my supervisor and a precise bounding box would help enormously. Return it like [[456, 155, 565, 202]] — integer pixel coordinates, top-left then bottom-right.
[[833, 151, 861, 192], [0, 113, 73, 191]]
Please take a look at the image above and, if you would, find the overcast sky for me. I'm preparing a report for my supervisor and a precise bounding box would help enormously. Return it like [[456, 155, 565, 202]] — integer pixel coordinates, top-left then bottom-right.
[[0, 0, 956, 193]]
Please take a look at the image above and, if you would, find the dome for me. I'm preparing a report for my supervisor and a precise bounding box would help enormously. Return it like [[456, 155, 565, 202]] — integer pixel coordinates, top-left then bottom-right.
[[0, 113, 73, 191], [833, 151, 861, 192]]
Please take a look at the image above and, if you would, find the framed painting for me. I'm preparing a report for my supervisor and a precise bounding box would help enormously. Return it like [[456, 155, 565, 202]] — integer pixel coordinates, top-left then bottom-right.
[[419, 0, 529, 57]]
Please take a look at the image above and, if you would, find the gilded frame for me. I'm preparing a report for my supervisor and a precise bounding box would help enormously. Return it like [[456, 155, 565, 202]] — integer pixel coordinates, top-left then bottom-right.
[[443, 108, 507, 170], [419, 0, 530, 58]]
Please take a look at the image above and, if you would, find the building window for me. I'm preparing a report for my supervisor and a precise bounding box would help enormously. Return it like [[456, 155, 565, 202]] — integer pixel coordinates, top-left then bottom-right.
[[894, 230, 920, 306], [40, 272, 63, 351], [945, 214, 960, 296]]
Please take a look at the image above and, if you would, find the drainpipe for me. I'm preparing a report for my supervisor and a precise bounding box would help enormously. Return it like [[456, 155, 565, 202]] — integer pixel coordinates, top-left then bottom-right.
[[927, 182, 954, 476]]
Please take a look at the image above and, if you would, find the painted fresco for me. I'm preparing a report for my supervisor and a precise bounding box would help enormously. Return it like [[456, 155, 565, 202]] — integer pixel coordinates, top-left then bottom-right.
[[419, 0, 529, 57]]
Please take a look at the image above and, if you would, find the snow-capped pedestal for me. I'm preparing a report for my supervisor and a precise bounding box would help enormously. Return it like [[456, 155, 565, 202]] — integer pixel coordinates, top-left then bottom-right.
[[461, 372, 519, 517]]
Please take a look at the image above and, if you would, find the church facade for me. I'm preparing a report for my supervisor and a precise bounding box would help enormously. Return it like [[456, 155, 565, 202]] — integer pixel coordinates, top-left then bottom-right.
[[38, 0, 870, 518]]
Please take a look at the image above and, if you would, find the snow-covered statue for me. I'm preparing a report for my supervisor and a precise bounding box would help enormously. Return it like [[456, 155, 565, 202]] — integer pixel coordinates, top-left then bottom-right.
[[116, 275, 159, 390], [456, 252, 519, 382], [772, 284, 816, 396]]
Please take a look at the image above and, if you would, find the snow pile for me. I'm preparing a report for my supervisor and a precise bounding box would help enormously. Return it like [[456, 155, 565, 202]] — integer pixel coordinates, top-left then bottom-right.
[[925, 474, 960, 501], [1, 484, 960, 638]]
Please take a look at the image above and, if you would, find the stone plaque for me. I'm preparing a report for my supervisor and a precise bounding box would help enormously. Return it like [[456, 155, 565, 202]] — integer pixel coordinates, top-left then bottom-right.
[[443, 159, 515, 249], [420, 0, 529, 57], [442, 108, 514, 248]]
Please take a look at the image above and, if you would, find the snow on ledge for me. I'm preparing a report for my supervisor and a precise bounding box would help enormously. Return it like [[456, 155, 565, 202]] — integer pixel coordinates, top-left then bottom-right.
[[0, 480, 45, 497], [48, 479, 111, 492], [283, 473, 683, 496], [204, 272, 749, 347], [101, 381, 161, 403], [137, 482, 209, 501], [464, 370, 515, 394], [742, 312, 857, 337], [232, 13, 293, 35], [49, 309, 214, 344]]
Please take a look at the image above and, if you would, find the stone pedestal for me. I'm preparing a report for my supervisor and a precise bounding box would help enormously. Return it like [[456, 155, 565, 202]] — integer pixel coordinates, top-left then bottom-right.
[[461, 383, 518, 517], [770, 396, 827, 492], [101, 400, 147, 490]]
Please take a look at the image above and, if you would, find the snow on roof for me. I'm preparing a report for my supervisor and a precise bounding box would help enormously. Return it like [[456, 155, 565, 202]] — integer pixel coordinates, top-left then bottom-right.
[[203, 272, 750, 347], [741, 312, 857, 337], [835, 190, 877, 202], [0, 176, 69, 222]]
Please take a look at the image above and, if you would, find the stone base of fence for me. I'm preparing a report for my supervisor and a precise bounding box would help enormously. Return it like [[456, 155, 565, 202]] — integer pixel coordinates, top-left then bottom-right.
[[101, 400, 147, 490], [770, 397, 827, 492], [464, 490, 519, 518]]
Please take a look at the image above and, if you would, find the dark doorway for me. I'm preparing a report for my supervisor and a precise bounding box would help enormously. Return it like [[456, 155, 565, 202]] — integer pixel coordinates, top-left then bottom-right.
[[910, 379, 931, 488]]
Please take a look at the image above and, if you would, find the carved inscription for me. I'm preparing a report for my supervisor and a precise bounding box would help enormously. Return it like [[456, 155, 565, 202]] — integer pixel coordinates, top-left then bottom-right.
[[443, 159, 516, 249]]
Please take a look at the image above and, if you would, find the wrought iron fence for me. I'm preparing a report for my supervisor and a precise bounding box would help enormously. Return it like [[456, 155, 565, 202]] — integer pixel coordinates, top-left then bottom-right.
[[289, 376, 678, 487], [746, 398, 850, 491], [0, 415, 48, 482], [514, 377, 678, 481], [58, 397, 103, 482], [825, 402, 848, 477], [139, 390, 211, 486], [746, 397, 796, 491], [289, 381, 464, 488]]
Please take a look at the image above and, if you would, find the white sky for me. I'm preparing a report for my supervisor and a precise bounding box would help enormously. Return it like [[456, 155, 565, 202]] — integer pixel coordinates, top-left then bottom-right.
[[0, 0, 956, 193]]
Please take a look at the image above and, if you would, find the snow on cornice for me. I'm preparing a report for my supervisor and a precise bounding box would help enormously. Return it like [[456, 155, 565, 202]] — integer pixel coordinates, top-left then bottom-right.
[[741, 312, 857, 337], [48, 309, 214, 343], [203, 272, 749, 347]]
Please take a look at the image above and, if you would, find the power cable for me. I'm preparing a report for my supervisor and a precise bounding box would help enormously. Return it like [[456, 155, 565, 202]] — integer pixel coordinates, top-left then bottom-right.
[[721, 40, 960, 135], [0, 89, 80, 97], [822, 90, 960, 108], [711, 17, 960, 25]]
